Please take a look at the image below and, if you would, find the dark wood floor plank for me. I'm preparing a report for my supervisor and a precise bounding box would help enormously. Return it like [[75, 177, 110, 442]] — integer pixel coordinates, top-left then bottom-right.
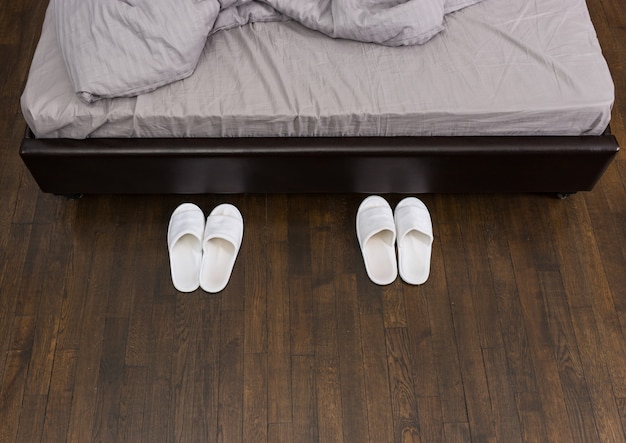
[[385, 327, 421, 443], [123, 278, 157, 368], [0, 9, 19, 46], [314, 284, 345, 443], [288, 199, 316, 358], [268, 423, 294, 443], [514, 391, 550, 443], [404, 290, 447, 442], [62, 203, 126, 437], [141, 299, 176, 443], [290, 275, 315, 357], [0, 0, 46, 97], [308, 195, 336, 288], [214, 197, 247, 312], [335, 274, 370, 443], [584, 180, 626, 312], [617, 154, 626, 194], [420, 211, 467, 424], [355, 261, 386, 320], [571, 307, 626, 443], [0, 351, 30, 443], [483, 205, 540, 401], [243, 195, 268, 354], [545, 199, 597, 307], [194, 295, 222, 442], [618, 397, 626, 437], [456, 196, 506, 348], [331, 195, 361, 276], [52, 202, 96, 354], [267, 240, 293, 424], [538, 271, 600, 443], [481, 346, 523, 443], [416, 396, 444, 442], [0, 98, 31, 228], [15, 394, 47, 443], [42, 349, 77, 443], [0, 224, 32, 384], [287, 194, 313, 276], [172, 293, 202, 443], [103, 204, 142, 320], [117, 366, 148, 443], [403, 286, 438, 398], [443, 422, 472, 443], [360, 308, 394, 443], [472, 199, 529, 443], [3, 224, 53, 441], [404, 285, 446, 442], [598, 0, 626, 30], [291, 355, 319, 443], [381, 283, 408, 329], [90, 317, 129, 443], [243, 352, 268, 443], [438, 214, 496, 442], [550, 201, 626, 398], [10, 169, 41, 225], [509, 240, 578, 443], [64, 331, 105, 441], [124, 197, 171, 369], [218, 309, 244, 443], [13, 223, 52, 318], [189, 296, 220, 441], [23, 222, 72, 397], [8, 315, 36, 355], [310, 197, 344, 442]]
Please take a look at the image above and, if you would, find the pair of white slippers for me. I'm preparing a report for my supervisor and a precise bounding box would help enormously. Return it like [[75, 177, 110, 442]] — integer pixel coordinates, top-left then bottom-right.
[[167, 202, 243, 293], [357, 196, 433, 286]]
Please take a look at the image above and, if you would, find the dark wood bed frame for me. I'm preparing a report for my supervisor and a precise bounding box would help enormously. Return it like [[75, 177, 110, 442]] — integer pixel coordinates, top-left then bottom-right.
[[19, 127, 619, 196]]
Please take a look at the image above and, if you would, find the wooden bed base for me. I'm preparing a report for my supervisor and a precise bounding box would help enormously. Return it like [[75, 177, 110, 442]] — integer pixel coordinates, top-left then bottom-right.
[[19, 128, 619, 195]]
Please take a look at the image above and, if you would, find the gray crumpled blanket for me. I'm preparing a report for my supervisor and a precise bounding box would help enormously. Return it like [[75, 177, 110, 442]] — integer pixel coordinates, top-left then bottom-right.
[[53, 0, 482, 103]]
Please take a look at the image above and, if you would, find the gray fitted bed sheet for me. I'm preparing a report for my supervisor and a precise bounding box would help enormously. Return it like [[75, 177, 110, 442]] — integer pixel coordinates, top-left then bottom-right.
[[21, 0, 614, 139]]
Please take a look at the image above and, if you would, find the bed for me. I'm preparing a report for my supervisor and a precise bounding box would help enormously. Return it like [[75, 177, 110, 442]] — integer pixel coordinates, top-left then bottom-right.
[[19, 0, 620, 196]]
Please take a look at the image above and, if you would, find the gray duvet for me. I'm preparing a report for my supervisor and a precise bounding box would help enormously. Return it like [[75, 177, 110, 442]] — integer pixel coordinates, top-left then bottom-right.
[[53, 0, 482, 103]]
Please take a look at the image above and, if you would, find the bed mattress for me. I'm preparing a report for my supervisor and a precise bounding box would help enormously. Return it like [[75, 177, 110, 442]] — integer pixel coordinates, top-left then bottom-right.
[[21, 0, 614, 139]]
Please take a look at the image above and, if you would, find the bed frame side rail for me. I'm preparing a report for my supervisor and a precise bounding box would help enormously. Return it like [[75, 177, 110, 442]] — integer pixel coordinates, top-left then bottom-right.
[[19, 131, 620, 195]]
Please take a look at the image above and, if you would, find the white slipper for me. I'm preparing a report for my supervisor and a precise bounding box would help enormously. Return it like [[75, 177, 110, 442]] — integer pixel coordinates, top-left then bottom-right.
[[200, 203, 244, 293], [394, 197, 433, 285], [167, 203, 205, 292], [356, 195, 397, 285]]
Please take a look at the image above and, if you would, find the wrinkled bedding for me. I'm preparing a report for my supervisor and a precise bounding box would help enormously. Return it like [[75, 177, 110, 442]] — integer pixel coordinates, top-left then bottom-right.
[[22, 0, 615, 139], [54, 0, 482, 103]]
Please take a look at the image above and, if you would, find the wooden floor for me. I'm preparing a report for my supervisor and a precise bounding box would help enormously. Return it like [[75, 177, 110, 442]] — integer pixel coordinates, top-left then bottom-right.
[[1, 1, 626, 442]]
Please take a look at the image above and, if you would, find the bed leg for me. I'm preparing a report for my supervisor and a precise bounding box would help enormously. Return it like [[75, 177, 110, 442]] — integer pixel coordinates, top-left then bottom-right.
[[556, 192, 575, 199]]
